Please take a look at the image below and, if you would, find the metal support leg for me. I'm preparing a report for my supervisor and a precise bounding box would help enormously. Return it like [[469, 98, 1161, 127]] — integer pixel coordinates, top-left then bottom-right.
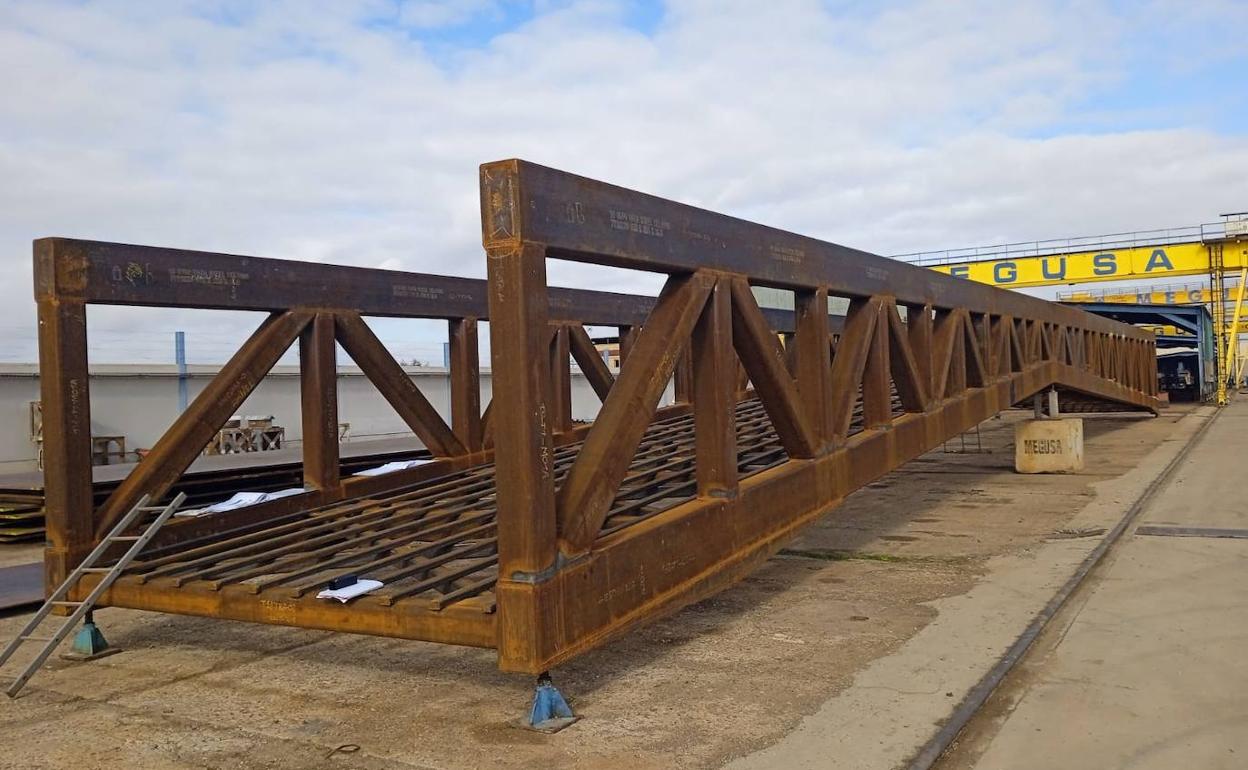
[[63, 610, 120, 662], [1033, 394, 1044, 419], [523, 671, 577, 733]]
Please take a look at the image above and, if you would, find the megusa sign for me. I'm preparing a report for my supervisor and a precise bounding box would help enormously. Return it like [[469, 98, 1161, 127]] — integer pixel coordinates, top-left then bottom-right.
[[930, 242, 1227, 289]]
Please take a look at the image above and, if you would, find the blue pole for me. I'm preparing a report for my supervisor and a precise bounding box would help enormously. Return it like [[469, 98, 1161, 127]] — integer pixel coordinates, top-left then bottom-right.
[[175, 331, 188, 413]]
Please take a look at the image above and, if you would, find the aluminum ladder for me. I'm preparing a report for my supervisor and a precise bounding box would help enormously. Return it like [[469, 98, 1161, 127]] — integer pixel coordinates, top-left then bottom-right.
[[0, 492, 185, 698]]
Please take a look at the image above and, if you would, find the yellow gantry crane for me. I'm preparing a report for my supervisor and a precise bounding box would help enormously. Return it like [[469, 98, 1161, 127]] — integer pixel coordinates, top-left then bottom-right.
[[1055, 274, 1248, 401], [895, 213, 1248, 404]]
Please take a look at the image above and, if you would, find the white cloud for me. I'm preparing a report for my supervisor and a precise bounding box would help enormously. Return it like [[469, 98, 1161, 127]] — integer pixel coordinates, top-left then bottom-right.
[[0, 0, 1245, 363]]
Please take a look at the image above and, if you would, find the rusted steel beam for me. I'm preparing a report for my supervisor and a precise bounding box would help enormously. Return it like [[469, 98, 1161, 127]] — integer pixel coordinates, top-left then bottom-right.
[[734, 359, 751, 398], [82, 395, 777, 647], [511, 360, 1128, 674], [728, 279, 818, 458], [480, 401, 496, 449], [34, 239, 846, 339], [794, 287, 834, 448], [478, 159, 1158, 675], [947, 310, 968, 397], [691, 279, 737, 497], [1010, 319, 1026, 373], [548, 324, 573, 434], [829, 298, 880, 439], [299, 313, 341, 492], [987, 316, 1007, 377], [673, 343, 694, 403], [931, 308, 961, 399], [93, 310, 312, 539], [486, 242, 563, 670], [477, 160, 1153, 339], [549, 287, 652, 327], [617, 325, 638, 366], [554, 273, 713, 555], [906, 303, 934, 394], [83, 575, 497, 648], [567, 323, 616, 401], [963, 313, 988, 388], [334, 312, 466, 458], [860, 299, 892, 429], [139, 450, 491, 556], [781, 332, 798, 375], [35, 239, 95, 590], [31, 237, 655, 326], [486, 242, 558, 578], [887, 304, 929, 412], [448, 317, 483, 452]]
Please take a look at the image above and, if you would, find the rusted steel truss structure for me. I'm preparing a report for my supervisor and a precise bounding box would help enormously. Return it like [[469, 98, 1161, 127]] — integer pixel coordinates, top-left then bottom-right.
[[36, 161, 1158, 675]]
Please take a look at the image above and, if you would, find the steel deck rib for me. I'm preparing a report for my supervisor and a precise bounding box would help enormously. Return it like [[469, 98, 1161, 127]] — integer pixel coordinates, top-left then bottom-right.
[[101, 380, 914, 623], [113, 396, 807, 615]]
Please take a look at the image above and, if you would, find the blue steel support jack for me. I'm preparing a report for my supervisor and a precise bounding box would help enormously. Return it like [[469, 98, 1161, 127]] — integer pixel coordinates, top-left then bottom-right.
[[524, 671, 577, 732], [62, 610, 121, 662]]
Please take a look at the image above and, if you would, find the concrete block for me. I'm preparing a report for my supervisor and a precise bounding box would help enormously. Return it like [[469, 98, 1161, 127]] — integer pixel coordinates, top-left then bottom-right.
[[1014, 418, 1083, 474]]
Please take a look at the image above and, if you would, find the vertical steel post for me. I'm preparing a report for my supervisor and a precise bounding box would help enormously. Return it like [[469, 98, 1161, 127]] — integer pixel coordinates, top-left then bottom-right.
[[908, 304, 934, 395], [691, 279, 737, 496], [486, 240, 560, 673], [34, 239, 96, 591], [486, 242, 558, 576], [618, 325, 638, 370], [299, 313, 340, 491], [861, 302, 892, 428], [674, 344, 694, 403], [794, 287, 833, 449], [448, 318, 483, 452], [549, 324, 573, 433]]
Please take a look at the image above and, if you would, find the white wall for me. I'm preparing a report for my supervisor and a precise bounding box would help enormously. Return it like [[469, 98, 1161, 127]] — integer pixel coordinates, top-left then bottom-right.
[[0, 364, 663, 473]]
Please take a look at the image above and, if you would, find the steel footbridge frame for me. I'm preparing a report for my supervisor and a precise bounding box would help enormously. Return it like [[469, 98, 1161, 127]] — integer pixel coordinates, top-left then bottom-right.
[[33, 161, 1159, 678]]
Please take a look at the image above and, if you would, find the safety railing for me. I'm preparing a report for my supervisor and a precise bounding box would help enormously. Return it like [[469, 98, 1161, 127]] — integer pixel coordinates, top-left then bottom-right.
[[893, 222, 1235, 267]]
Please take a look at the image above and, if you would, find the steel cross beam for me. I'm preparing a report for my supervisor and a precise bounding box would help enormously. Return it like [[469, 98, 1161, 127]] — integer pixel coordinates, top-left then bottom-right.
[[34, 237, 822, 329], [481, 159, 1159, 673]]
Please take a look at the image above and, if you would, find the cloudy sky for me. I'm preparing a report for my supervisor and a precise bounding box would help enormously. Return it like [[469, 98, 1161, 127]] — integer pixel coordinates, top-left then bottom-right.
[[2, 0, 1246, 364]]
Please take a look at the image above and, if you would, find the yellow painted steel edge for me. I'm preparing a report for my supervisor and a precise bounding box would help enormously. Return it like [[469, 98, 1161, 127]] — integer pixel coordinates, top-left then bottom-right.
[[1223, 269, 1247, 384], [929, 242, 1246, 289], [1066, 286, 1238, 305]]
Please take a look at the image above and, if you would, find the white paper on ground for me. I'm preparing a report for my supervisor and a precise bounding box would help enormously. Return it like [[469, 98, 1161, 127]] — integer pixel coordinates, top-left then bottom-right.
[[316, 579, 383, 603], [352, 459, 433, 477], [175, 487, 308, 517]]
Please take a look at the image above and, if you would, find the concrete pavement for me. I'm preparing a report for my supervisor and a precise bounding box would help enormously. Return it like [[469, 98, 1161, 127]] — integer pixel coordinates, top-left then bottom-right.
[[951, 401, 1248, 770], [726, 407, 1214, 770]]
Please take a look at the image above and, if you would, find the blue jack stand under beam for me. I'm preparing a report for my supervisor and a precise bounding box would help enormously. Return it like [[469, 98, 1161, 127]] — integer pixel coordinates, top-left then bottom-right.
[[61, 611, 121, 662], [523, 671, 577, 733]]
